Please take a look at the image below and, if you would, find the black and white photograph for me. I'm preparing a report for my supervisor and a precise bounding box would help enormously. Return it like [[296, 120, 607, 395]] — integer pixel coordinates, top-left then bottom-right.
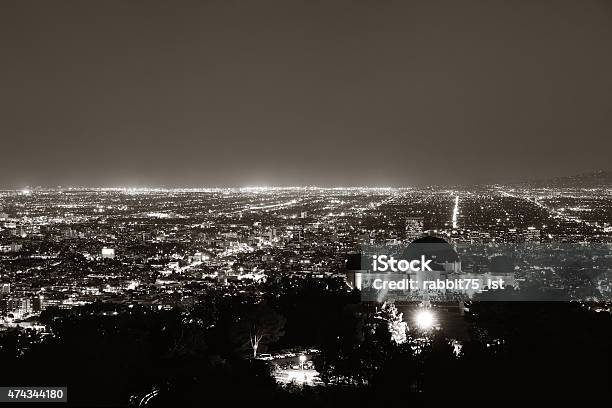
[[0, 1, 611, 407]]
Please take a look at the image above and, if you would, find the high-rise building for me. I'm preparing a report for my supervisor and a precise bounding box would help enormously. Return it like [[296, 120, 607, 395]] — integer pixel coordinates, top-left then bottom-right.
[[16, 298, 32, 316], [268, 228, 277, 242]]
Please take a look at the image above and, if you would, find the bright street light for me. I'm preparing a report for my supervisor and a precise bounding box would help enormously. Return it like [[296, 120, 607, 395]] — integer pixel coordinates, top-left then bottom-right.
[[415, 309, 434, 329], [299, 354, 306, 369]]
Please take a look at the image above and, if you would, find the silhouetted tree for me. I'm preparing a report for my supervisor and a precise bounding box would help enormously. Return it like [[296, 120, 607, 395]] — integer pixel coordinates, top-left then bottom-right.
[[231, 302, 286, 357]]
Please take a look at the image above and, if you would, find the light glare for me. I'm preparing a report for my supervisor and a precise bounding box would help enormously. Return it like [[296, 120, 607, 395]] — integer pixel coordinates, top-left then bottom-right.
[[415, 310, 434, 329]]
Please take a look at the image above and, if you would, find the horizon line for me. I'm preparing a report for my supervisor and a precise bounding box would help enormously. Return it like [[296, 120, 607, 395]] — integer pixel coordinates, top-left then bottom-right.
[[2, 170, 609, 192]]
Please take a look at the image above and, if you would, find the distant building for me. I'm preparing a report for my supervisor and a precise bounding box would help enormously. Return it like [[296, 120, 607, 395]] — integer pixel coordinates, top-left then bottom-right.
[[32, 297, 42, 312], [64, 227, 78, 239], [405, 217, 424, 241], [525, 227, 541, 243], [0, 243, 21, 253], [192, 252, 210, 262], [267, 228, 277, 242], [101, 247, 116, 259], [16, 298, 32, 316], [507, 228, 519, 242], [1, 283, 10, 294]]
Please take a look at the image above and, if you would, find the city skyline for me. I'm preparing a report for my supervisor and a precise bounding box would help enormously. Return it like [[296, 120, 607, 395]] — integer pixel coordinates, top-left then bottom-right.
[[4, 169, 610, 190]]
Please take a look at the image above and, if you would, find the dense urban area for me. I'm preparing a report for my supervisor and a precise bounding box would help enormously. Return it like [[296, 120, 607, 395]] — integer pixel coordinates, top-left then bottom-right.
[[1, 173, 611, 406]]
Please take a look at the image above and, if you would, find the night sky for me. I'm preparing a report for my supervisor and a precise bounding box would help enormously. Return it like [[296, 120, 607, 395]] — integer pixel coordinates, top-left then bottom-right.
[[1, 0, 611, 188]]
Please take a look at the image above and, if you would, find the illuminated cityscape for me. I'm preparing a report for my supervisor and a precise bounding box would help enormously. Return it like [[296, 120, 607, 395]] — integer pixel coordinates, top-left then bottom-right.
[[1, 175, 611, 405], [2, 181, 610, 322], [2, 0, 612, 406]]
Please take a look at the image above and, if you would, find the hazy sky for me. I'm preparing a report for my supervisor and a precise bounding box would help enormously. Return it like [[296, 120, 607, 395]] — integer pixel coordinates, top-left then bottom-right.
[[1, 0, 611, 187]]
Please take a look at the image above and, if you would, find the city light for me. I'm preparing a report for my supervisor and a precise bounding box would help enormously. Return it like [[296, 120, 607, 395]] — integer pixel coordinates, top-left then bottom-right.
[[299, 354, 307, 369], [415, 309, 435, 329]]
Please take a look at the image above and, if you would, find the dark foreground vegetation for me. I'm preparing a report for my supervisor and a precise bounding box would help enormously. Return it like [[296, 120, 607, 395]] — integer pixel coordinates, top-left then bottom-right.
[[1, 277, 610, 407]]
